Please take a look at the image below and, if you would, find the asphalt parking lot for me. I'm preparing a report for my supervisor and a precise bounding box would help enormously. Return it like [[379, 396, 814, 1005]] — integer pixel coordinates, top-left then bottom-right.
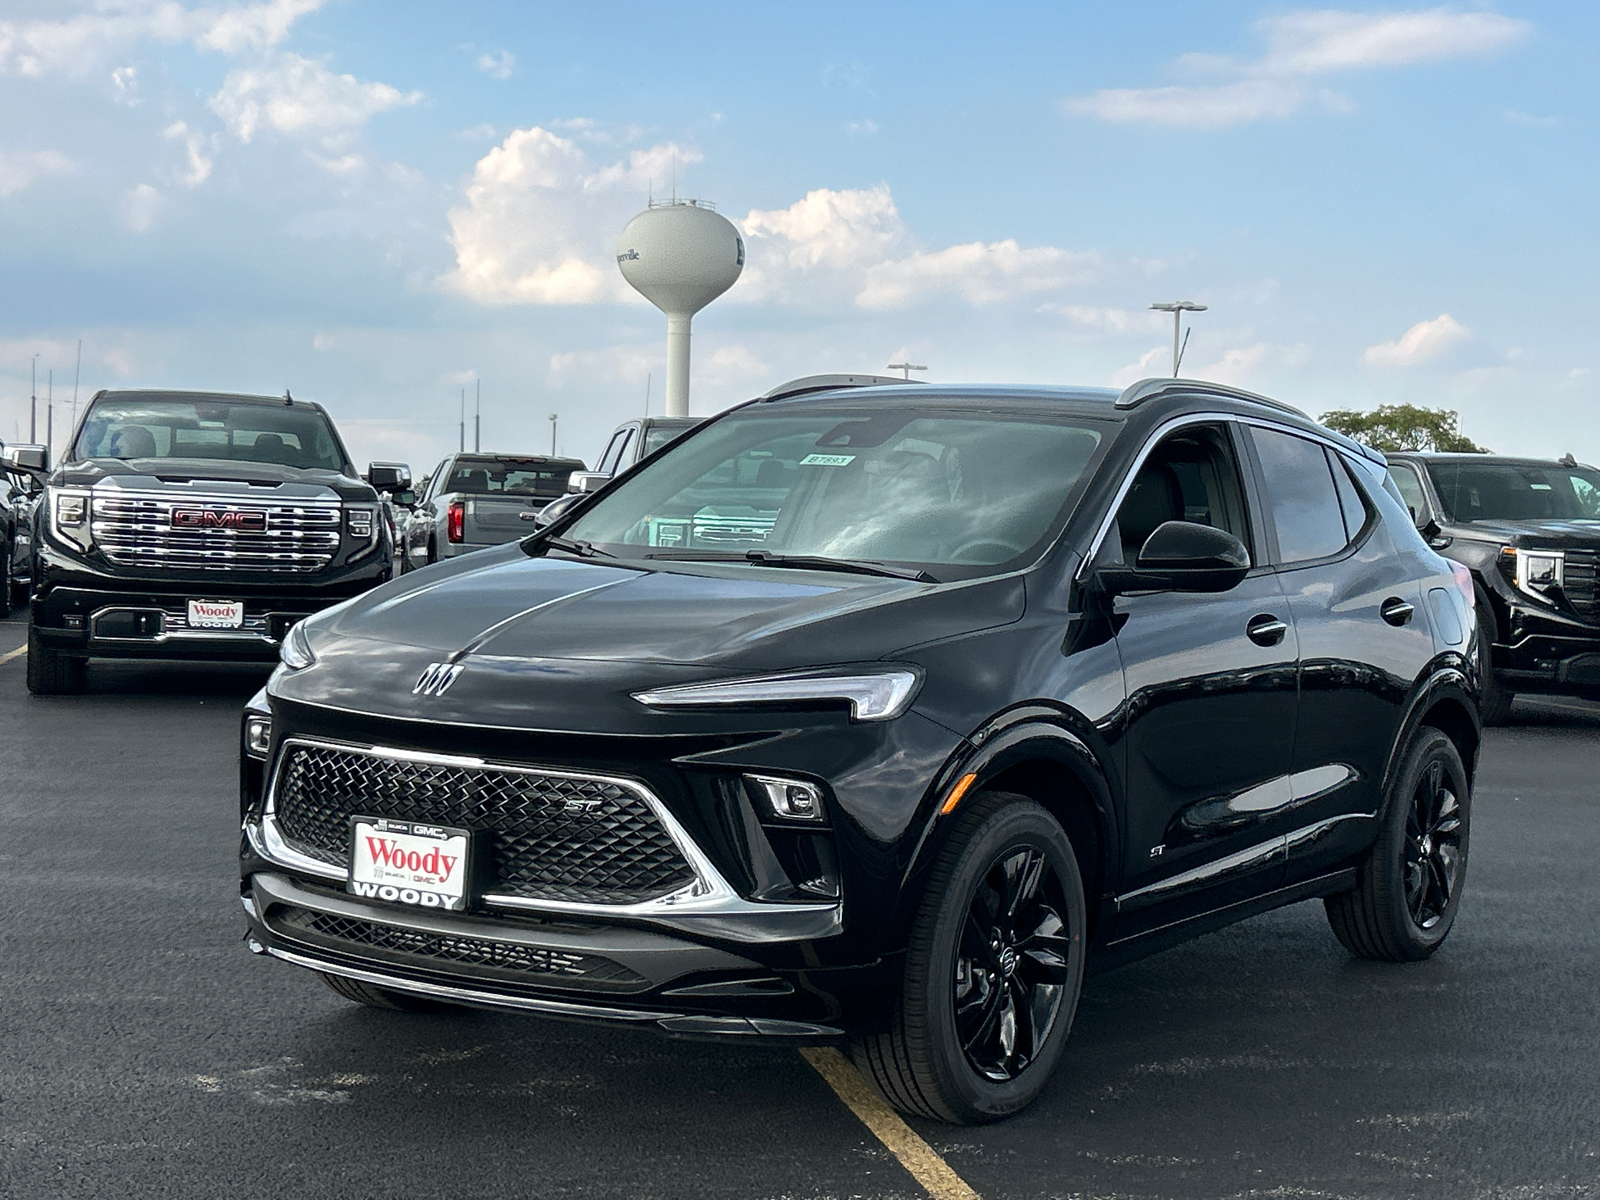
[[2, 609, 1597, 1200]]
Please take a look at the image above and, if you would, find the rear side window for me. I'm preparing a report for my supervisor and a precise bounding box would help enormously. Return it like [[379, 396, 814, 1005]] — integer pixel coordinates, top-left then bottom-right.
[[1329, 451, 1370, 542], [1388, 465, 1427, 522], [1250, 427, 1349, 564]]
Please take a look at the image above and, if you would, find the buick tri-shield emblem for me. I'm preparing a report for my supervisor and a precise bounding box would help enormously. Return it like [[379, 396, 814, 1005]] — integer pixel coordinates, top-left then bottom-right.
[[413, 662, 463, 697]]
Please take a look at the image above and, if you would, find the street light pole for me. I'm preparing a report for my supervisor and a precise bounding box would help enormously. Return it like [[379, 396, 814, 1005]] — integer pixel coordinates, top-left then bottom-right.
[[886, 362, 927, 380], [474, 379, 481, 453], [1148, 301, 1207, 376], [547, 413, 558, 457], [30, 354, 38, 442]]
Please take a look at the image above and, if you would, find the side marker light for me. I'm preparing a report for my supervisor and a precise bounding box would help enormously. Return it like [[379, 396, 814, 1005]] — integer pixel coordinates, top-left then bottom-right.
[[940, 773, 979, 816]]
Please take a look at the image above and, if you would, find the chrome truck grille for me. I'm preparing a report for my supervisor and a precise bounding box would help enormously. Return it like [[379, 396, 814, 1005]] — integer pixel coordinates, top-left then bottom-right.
[[91, 491, 342, 573], [270, 742, 699, 906], [1564, 549, 1599, 618]]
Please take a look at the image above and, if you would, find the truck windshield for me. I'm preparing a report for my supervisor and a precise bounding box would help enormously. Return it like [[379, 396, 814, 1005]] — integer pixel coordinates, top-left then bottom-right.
[[1426, 461, 1600, 522], [73, 397, 348, 472], [558, 404, 1109, 576], [446, 458, 579, 497]]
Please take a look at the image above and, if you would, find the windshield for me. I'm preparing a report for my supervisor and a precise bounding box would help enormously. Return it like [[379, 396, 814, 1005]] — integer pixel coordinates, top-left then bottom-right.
[[643, 425, 693, 456], [73, 397, 348, 472], [559, 405, 1108, 576], [1426, 460, 1600, 522], [446, 458, 578, 497]]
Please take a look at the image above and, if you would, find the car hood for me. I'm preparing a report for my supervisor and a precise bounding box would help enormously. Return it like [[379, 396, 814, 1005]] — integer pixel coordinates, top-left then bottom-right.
[[53, 456, 375, 501], [270, 543, 1026, 729], [1451, 517, 1600, 549]]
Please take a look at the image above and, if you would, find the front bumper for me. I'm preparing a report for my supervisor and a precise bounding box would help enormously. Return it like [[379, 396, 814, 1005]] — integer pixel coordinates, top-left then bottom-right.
[[1492, 598, 1600, 696], [242, 872, 855, 1041]]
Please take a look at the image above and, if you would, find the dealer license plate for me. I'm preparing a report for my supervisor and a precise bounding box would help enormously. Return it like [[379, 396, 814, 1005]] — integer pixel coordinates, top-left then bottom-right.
[[347, 818, 473, 912], [187, 598, 244, 629]]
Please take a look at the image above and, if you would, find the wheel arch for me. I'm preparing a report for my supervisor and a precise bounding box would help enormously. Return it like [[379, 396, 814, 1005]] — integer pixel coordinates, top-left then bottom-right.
[[1383, 666, 1481, 807]]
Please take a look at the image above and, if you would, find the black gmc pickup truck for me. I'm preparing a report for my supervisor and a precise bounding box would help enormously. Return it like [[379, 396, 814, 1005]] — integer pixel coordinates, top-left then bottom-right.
[[22, 389, 406, 694]]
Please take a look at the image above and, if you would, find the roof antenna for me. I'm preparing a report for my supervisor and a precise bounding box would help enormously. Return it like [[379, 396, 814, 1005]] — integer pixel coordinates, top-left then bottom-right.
[[283, 388, 293, 406]]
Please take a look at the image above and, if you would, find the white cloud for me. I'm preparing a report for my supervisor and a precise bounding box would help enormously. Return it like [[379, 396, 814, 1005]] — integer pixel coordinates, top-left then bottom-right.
[[121, 182, 165, 231], [858, 240, 1098, 309], [0, 1, 324, 77], [475, 49, 515, 80], [1109, 347, 1169, 389], [1362, 313, 1471, 366], [444, 126, 695, 305], [111, 64, 140, 104], [0, 148, 74, 197], [846, 118, 878, 137], [1040, 304, 1164, 335], [1066, 7, 1531, 128], [210, 52, 421, 149], [163, 121, 212, 188]]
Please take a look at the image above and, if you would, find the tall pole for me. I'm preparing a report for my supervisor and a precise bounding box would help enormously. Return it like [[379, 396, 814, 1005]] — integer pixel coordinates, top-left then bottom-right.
[[1149, 301, 1207, 377], [664, 312, 691, 417], [70, 339, 81, 440], [46, 369, 53, 461], [474, 379, 481, 453], [458, 388, 465, 453], [30, 355, 37, 443], [548, 413, 557, 456], [1171, 312, 1180, 377]]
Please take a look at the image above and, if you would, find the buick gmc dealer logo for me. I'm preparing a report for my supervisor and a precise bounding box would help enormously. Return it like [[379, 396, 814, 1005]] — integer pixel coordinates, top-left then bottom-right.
[[170, 507, 268, 532]]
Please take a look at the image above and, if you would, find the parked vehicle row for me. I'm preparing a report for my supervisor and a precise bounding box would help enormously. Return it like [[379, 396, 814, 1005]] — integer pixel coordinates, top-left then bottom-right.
[[403, 453, 585, 570], [239, 374, 1481, 1125]]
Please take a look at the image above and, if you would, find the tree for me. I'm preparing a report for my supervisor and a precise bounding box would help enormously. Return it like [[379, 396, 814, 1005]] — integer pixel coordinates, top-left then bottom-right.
[[1318, 404, 1488, 453]]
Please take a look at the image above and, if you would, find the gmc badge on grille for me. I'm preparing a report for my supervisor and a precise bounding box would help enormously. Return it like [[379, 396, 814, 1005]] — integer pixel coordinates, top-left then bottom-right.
[[171, 507, 269, 532]]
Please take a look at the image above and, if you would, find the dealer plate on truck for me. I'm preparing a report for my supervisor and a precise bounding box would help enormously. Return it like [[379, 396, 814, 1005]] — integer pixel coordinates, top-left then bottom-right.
[[347, 818, 473, 911], [187, 598, 244, 629]]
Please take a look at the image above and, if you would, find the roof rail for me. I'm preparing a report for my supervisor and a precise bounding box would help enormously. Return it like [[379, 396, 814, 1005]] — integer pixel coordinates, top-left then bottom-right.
[[1115, 377, 1307, 418], [758, 374, 925, 402]]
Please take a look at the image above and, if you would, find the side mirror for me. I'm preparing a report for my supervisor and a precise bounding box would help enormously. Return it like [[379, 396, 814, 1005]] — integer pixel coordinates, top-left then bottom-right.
[[532, 491, 586, 529], [567, 471, 611, 495], [1100, 521, 1251, 596], [367, 462, 411, 492], [2, 444, 48, 474]]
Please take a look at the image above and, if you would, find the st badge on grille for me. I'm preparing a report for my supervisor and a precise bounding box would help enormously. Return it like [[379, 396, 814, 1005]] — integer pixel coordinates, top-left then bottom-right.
[[413, 662, 463, 697]]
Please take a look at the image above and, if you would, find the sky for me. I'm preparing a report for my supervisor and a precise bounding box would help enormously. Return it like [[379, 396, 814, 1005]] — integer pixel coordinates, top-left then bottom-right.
[[0, 1, 1595, 476]]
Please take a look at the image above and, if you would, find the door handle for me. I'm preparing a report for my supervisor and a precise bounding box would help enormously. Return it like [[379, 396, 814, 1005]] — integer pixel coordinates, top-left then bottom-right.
[[1380, 597, 1415, 627], [1246, 614, 1288, 647]]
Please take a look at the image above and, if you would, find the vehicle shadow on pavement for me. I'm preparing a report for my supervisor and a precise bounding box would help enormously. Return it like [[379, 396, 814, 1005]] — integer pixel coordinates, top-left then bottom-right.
[[70, 660, 275, 699]]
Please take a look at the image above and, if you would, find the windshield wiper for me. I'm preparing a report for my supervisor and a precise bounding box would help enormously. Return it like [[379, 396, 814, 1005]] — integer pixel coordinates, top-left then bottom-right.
[[531, 534, 613, 559], [644, 549, 936, 582]]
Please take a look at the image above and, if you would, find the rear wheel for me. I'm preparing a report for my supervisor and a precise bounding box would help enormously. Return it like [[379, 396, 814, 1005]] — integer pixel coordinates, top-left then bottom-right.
[[319, 972, 455, 1013], [25, 622, 86, 695], [850, 792, 1086, 1125], [1325, 727, 1469, 961], [1475, 598, 1514, 725]]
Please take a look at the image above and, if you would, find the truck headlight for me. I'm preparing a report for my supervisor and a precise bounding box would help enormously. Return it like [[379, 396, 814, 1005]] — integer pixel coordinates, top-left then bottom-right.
[[48, 488, 93, 552], [1502, 547, 1564, 600], [346, 506, 375, 539]]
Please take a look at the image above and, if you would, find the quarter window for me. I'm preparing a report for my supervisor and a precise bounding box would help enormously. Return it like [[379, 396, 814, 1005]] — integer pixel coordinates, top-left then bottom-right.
[[1329, 451, 1370, 542], [1388, 465, 1427, 524], [1251, 428, 1350, 564]]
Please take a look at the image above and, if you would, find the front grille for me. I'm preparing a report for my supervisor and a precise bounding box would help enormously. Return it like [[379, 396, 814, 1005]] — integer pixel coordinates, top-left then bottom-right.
[[273, 906, 645, 986], [92, 492, 342, 573], [1565, 549, 1599, 618], [271, 743, 699, 905]]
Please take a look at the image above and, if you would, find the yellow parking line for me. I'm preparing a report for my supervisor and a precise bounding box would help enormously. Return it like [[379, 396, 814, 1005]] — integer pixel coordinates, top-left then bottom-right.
[[0, 643, 25, 666], [801, 1046, 982, 1200]]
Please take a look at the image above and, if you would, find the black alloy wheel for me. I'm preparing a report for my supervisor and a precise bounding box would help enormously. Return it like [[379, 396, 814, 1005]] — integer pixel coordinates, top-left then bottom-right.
[[851, 792, 1086, 1124], [1326, 727, 1471, 961]]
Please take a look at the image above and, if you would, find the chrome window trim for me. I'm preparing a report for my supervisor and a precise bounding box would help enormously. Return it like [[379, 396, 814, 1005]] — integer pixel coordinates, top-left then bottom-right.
[[252, 735, 837, 920], [1077, 410, 1366, 582]]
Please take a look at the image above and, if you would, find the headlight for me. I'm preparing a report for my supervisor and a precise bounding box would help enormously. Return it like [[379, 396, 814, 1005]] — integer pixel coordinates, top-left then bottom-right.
[[633, 668, 921, 722], [1501, 547, 1564, 600], [346, 506, 375, 539], [48, 487, 94, 552], [279, 621, 316, 671], [243, 714, 272, 759]]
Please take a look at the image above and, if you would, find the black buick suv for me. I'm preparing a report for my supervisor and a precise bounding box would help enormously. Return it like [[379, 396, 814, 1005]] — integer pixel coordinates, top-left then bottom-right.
[[1387, 452, 1600, 722], [241, 375, 1480, 1124]]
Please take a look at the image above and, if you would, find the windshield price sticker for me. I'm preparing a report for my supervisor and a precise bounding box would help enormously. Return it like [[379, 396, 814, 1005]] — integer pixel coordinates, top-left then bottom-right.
[[187, 599, 244, 629], [347, 818, 473, 911], [800, 453, 856, 467]]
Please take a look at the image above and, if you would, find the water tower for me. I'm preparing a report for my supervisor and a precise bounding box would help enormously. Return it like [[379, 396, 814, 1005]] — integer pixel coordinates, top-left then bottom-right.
[[616, 200, 744, 417]]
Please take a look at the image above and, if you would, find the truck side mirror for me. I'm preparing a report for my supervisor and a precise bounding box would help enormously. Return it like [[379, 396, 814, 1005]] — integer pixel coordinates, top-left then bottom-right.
[[1, 444, 48, 473], [567, 471, 611, 495], [367, 462, 411, 492]]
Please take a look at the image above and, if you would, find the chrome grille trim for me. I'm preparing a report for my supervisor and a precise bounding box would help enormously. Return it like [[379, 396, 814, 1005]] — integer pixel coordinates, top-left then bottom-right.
[[90, 490, 342, 573], [1564, 549, 1598, 617]]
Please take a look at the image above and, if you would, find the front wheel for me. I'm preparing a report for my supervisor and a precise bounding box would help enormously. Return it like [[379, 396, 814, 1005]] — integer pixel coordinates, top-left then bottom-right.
[[851, 792, 1087, 1124], [1475, 600, 1514, 725], [25, 623, 86, 695], [1325, 727, 1470, 961]]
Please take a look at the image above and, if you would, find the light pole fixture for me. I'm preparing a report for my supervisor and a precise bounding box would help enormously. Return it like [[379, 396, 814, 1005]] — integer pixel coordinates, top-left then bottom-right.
[[548, 413, 558, 457], [1149, 301, 1207, 377], [886, 362, 927, 380]]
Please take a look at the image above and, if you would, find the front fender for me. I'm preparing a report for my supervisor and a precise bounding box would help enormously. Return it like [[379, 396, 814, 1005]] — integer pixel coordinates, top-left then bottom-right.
[[1380, 658, 1481, 811]]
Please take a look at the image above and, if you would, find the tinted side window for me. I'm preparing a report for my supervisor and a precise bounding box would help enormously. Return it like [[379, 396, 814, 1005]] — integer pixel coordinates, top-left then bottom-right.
[[1388, 465, 1426, 523], [1251, 428, 1348, 564], [1328, 450, 1370, 542], [598, 430, 631, 475]]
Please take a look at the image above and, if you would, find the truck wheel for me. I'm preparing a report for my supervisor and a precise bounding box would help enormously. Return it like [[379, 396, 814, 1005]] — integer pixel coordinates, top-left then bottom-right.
[[426, 536, 438, 566], [1325, 727, 1469, 962], [1475, 598, 1514, 725], [319, 971, 454, 1013], [0, 542, 10, 615], [26, 623, 86, 695], [850, 791, 1086, 1125]]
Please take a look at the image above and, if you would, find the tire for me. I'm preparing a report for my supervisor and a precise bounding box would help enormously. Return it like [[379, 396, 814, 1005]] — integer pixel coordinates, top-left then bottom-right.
[[319, 971, 455, 1013], [25, 622, 86, 695], [1325, 727, 1470, 962], [1475, 599, 1514, 725], [426, 536, 438, 566], [0, 541, 10, 616], [850, 792, 1087, 1125]]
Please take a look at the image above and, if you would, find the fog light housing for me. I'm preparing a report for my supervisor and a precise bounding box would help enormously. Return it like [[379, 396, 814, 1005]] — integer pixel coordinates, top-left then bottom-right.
[[244, 714, 272, 759], [745, 774, 825, 822]]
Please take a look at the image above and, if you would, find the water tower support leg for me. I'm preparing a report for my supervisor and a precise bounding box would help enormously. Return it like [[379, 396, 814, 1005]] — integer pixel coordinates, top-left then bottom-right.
[[665, 311, 692, 417]]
